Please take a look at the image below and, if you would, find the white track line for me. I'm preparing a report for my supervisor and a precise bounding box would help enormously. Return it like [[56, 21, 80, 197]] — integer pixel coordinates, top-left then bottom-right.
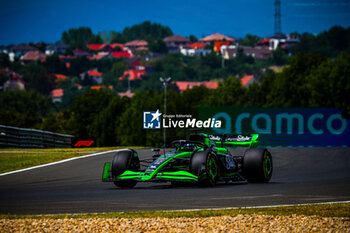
[[43, 200, 350, 216], [0, 149, 123, 177], [166, 200, 350, 212]]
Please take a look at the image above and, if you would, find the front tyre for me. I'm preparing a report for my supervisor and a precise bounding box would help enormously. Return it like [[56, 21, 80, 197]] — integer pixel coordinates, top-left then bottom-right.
[[111, 149, 139, 188], [190, 151, 218, 187], [243, 148, 273, 183]]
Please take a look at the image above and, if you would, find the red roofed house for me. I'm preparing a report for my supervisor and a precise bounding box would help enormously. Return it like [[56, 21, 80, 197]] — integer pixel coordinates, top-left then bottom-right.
[[88, 69, 103, 77], [54, 74, 68, 82], [187, 42, 207, 49], [51, 88, 63, 102], [91, 85, 113, 90], [73, 48, 90, 57], [20, 51, 46, 64], [74, 83, 82, 89], [256, 38, 270, 47], [8, 43, 38, 62], [214, 41, 231, 52], [222, 46, 272, 61], [241, 75, 255, 87], [109, 43, 124, 50], [181, 42, 211, 56], [80, 69, 104, 84], [163, 35, 191, 53], [119, 68, 145, 81], [87, 44, 107, 51], [3, 74, 26, 91], [89, 52, 110, 60], [174, 81, 218, 91], [125, 40, 148, 52], [200, 33, 235, 43], [111, 51, 131, 58], [118, 90, 134, 98]]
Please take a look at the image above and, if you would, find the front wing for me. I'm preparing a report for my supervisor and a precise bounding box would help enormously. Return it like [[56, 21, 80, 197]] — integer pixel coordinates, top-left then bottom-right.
[[102, 162, 199, 183]]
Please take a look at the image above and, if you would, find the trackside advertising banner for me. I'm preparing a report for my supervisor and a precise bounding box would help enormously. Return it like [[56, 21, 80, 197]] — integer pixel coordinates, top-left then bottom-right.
[[198, 107, 350, 147]]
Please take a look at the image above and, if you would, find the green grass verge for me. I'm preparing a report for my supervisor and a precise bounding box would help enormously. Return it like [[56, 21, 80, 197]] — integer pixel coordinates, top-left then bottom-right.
[[0, 146, 147, 173], [0, 146, 147, 153], [0, 203, 349, 219]]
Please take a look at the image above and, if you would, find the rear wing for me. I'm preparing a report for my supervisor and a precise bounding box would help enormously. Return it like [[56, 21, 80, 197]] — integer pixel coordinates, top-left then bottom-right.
[[208, 134, 259, 148]]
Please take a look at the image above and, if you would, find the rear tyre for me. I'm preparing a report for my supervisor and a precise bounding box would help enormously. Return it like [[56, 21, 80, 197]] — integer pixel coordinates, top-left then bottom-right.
[[190, 151, 218, 187], [243, 148, 273, 183], [111, 149, 139, 188]]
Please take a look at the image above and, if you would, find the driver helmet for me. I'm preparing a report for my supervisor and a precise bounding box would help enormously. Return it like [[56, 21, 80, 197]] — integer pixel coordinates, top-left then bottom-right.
[[183, 143, 196, 152]]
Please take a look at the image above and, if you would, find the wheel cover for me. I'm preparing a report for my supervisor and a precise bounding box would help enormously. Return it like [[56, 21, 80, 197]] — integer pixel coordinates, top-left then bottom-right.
[[208, 157, 218, 179], [263, 153, 272, 177]]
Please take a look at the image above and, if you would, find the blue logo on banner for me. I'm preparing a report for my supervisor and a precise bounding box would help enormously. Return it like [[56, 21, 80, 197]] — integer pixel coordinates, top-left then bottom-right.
[[143, 110, 162, 129], [199, 107, 350, 147]]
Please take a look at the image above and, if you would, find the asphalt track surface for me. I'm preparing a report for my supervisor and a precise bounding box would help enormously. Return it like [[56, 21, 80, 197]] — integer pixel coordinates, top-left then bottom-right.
[[1, 147, 350, 215]]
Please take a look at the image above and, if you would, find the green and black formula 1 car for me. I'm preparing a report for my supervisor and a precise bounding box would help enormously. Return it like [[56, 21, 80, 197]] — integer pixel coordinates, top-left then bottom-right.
[[102, 133, 273, 188]]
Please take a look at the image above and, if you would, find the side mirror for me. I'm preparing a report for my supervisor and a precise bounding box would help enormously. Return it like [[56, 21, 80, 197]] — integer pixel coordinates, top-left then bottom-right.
[[152, 148, 161, 159]]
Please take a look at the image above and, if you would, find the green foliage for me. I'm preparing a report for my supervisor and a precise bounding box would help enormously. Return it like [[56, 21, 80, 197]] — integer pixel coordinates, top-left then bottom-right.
[[208, 77, 246, 106], [307, 53, 350, 117], [122, 21, 173, 42], [149, 40, 168, 54], [240, 34, 260, 46], [42, 55, 67, 74], [65, 89, 114, 137], [110, 31, 126, 43], [68, 56, 91, 76], [103, 61, 128, 87], [189, 35, 198, 42], [91, 95, 130, 146], [0, 72, 8, 86], [62, 27, 100, 50], [0, 53, 10, 68], [268, 48, 289, 66], [21, 63, 55, 95], [0, 90, 52, 128], [2, 23, 350, 147], [264, 53, 326, 107], [291, 26, 350, 57]]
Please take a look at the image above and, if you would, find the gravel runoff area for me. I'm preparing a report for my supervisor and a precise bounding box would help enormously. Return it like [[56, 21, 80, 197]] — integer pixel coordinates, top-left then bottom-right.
[[1, 215, 349, 232]]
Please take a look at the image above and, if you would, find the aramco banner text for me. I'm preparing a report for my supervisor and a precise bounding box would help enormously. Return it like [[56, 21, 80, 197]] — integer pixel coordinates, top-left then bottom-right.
[[198, 107, 349, 147]]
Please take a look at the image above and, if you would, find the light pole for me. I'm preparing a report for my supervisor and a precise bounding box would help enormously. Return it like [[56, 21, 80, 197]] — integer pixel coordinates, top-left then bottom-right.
[[160, 77, 171, 149]]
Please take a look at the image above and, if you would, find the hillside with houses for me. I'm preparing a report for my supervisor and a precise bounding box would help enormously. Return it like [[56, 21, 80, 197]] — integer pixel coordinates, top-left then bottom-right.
[[1, 22, 349, 146], [0, 21, 301, 103]]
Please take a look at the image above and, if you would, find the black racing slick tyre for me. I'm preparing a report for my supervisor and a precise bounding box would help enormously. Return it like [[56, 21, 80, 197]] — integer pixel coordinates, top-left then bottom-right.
[[190, 150, 218, 187], [243, 148, 273, 183], [111, 149, 139, 188]]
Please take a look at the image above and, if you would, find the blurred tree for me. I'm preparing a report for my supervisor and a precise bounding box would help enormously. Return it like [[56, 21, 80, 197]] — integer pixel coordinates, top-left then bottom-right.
[[110, 31, 127, 43], [0, 53, 10, 68], [268, 48, 288, 66], [290, 26, 350, 57], [66, 89, 114, 137], [42, 54, 68, 74], [189, 35, 198, 42], [21, 63, 55, 95], [240, 34, 260, 46], [208, 77, 246, 106], [149, 40, 168, 53], [62, 27, 99, 50], [0, 90, 52, 128], [122, 21, 173, 42], [68, 56, 91, 76], [0, 72, 8, 86], [103, 61, 128, 87], [91, 95, 130, 146]]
